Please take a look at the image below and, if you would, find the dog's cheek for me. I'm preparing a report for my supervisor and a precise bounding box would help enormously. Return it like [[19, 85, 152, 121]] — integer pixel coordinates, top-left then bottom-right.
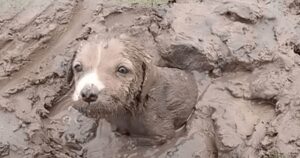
[[67, 65, 74, 85], [118, 85, 130, 101], [67, 51, 78, 84], [110, 82, 128, 104], [125, 79, 139, 101], [72, 74, 80, 86]]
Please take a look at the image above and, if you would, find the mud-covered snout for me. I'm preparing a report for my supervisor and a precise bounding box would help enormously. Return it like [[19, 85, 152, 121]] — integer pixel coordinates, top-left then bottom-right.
[[72, 72, 105, 102], [80, 84, 99, 103]]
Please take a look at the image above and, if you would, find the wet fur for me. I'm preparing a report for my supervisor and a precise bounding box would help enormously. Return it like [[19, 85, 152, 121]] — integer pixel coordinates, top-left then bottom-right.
[[72, 35, 199, 145]]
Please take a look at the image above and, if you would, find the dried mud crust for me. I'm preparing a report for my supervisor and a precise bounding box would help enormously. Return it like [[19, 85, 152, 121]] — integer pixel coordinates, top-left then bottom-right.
[[1, 0, 300, 158]]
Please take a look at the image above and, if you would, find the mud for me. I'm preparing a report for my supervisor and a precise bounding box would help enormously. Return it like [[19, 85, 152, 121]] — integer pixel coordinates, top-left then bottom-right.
[[0, 0, 300, 157]]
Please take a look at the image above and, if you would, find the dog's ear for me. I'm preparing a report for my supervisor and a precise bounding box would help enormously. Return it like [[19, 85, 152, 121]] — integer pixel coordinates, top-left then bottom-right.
[[138, 56, 156, 106]]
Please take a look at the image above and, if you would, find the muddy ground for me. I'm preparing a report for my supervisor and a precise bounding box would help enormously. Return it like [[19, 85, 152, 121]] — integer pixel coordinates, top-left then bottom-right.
[[0, 0, 300, 157]]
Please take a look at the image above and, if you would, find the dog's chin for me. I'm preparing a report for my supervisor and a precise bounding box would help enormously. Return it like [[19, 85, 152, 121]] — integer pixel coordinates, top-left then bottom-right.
[[73, 96, 128, 119]]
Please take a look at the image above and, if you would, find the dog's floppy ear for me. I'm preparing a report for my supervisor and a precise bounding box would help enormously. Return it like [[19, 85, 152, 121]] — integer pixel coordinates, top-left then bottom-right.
[[138, 55, 156, 106]]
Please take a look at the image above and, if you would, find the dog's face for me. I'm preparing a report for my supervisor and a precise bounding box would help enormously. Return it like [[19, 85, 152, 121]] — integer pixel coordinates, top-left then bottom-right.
[[72, 38, 148, 115]]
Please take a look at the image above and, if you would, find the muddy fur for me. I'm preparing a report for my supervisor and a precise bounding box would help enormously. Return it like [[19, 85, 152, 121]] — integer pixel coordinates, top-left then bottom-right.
[[71, 35, 199, 145]]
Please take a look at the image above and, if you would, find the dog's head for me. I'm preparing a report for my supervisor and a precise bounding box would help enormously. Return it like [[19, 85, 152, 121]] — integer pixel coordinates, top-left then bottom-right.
[[71, 35, 154, 115]]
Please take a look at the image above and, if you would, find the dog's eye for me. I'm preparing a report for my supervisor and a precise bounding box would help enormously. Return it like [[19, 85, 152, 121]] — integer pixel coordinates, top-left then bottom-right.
[[117, 66, 129, 74], [73, 62, 83, 72]]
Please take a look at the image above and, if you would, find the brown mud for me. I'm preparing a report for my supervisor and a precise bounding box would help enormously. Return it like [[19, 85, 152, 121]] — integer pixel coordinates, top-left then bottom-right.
[[0, 0, 300, 157]]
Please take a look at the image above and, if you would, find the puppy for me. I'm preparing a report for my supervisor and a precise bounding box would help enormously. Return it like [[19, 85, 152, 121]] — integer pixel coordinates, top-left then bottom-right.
[[71, 35, 198, 145]]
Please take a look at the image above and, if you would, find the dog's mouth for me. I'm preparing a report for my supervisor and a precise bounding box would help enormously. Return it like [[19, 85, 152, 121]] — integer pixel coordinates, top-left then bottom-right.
[[72, 99, 105, 118], [72, 93, 130, 117]]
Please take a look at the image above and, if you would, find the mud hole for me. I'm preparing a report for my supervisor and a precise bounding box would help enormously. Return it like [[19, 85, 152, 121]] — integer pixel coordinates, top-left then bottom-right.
[[1, 0, 300, 157]]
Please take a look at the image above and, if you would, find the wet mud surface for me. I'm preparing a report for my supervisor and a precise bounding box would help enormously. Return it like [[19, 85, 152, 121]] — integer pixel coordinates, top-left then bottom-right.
[[1, 0, 300, 157]]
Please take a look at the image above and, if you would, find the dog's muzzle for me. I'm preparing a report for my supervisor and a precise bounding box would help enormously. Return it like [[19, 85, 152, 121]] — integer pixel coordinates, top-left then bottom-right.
[[72, 71, 105, 102]]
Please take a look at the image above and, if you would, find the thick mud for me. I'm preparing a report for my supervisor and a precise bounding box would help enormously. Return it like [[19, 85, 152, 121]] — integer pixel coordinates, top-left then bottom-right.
[[1, 0, 300, 157]]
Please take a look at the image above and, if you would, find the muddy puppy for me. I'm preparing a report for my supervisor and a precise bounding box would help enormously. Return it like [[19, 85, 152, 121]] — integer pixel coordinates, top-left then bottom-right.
[[71, 35, 198, 146]]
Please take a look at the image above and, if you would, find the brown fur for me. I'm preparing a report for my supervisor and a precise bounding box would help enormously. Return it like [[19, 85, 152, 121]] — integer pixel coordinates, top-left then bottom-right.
[[71, 35, 199, 145]]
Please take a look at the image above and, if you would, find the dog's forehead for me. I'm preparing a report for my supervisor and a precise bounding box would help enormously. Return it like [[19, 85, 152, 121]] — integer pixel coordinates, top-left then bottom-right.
[[75, 38, 135, 68], [105, 39, 125, 53], [100, 38, 127, 59], [75, 41, 102, 67]]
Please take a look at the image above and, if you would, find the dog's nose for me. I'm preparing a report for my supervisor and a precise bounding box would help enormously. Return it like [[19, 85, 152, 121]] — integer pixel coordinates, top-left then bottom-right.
[[80, 85, 99, 103]]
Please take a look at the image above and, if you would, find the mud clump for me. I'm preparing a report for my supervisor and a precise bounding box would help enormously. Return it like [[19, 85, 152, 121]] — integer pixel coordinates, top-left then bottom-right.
[[1, 0, 300, 158], [0, 143, 9, 157]]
